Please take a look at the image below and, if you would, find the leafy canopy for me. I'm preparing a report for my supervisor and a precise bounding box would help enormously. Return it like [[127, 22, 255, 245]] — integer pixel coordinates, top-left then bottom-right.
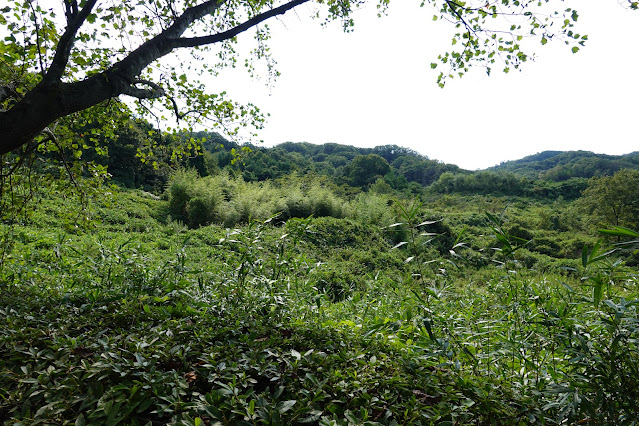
[[578, 169, 639, 229]]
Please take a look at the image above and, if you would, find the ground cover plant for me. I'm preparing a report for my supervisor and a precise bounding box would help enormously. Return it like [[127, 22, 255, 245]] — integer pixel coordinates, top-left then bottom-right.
[[1, 173, 639, 425]]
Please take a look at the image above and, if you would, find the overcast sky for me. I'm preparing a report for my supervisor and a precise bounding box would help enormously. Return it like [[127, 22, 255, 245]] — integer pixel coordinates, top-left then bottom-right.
[[202, 0, 638, 170]]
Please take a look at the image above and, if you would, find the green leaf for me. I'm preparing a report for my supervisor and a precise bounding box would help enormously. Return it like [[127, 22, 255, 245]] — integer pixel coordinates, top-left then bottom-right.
[[571, 46, 579, 54], [600, 226, 639, 238], [541, 37, 547, 46], [417, 219, 440, 227], [386, 222, 404, 228], [571, 10, 579, 21], [278, 400, 297, 414], [422, 317, 435, 340], [592, 276, 603, 308], [75, 414, 86, 426]]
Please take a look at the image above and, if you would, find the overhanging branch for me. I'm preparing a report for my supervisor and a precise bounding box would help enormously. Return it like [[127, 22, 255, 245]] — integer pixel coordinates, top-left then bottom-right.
[[171, 0, 310, 48]]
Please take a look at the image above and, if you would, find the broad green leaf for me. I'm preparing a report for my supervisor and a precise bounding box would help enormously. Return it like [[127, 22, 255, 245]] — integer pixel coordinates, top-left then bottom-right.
[[278, 400, 297, 414], [386, 222, 404, 228], [600, 226, 639, 238], [75, 414, 86, 426]]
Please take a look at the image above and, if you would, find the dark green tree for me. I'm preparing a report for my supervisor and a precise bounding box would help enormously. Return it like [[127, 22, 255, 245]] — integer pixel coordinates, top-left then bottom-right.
[[578, 169, 639, 229], [348, 154, 390, 187]]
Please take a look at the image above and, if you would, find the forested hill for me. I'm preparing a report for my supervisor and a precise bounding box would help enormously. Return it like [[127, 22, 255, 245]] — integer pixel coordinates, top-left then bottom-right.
[[198, 134, 463, 189], [490, 150, 639, 180], [90, 123, 639, 200]]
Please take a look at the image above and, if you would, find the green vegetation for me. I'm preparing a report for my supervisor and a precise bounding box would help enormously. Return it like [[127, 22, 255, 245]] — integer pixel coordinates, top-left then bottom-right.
[[577, 169, 639, 230], [2, 155, 639, 425], [491, 150, 639, 181], [2, 0, 637, 422]]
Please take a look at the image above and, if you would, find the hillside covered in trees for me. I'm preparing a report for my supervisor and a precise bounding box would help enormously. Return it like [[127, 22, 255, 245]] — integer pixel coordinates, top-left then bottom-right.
[[491, 150, 639, 180], [90, 125, 639, 203]]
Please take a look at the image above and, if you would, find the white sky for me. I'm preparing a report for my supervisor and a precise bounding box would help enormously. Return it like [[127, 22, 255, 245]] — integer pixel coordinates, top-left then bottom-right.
[[203, 0, 638, 170]]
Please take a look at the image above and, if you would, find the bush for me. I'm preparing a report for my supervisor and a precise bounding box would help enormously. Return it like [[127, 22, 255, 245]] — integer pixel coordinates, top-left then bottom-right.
[[284, 189, 313, 219], [309, 186, 344, 218], [187, 195, 216, 227], [306, 217, 366, 248], [167, 168, 198, 222], [312, 266, 359, 302], [166, 169, 222, 228], [345, 193, 394, 227]]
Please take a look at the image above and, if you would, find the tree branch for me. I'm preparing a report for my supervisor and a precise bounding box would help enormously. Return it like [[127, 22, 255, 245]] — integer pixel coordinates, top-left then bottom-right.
[[64, 0, 79, 22], [109, 0, 228, 82], [121, 79, 166, 99], [168, 96, 202, 122], [444, 0, 476, 36], [172, 0, 311, 48], [43, 0, 99, 85], [28, 0, 46, 76], [0, 0, 314, 155]]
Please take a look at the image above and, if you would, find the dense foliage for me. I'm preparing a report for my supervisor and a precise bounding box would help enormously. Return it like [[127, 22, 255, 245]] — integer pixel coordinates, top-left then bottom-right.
[[2, 0, 638, 422], [491, 150, 639, 181], [2, 157, 639, 423], [85, 125, 637, 204], [577, 169, 639, 230]]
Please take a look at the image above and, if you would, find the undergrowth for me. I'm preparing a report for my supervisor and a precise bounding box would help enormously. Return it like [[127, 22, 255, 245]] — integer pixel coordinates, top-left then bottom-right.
[[1, 186, 638, 425]]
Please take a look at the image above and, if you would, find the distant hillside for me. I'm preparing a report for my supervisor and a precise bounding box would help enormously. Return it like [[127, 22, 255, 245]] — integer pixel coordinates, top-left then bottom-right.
[[197, 135, 463, 190], [197, 137, 639, 200], [491, 150, 639, 181], [96, 121, 638, 200]]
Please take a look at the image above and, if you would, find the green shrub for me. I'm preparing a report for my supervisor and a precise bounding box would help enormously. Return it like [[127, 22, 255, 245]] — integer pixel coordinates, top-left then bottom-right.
[[306, 217, 366, 248], [166, 169, 224, 228], [345, 193, 394, 227], [309, 186, 344, 218], [532, 236, 562, 257], [187, 195, 215, 227], [167, 168, 198, 222], [312, 266, 359, 302], [283, 188, 313, 219]]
